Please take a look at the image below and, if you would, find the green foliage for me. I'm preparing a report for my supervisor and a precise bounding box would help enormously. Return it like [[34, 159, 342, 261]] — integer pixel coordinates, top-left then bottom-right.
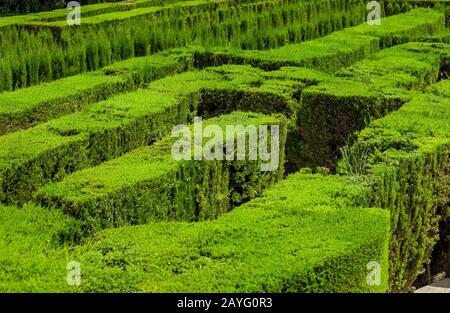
[[0, 67, 295, 206], [338, 143, 370, 175], [1, 2, 449, 293], [0, 72, 130, 135], [0, 0, 371, 90], [193, 9, 445, 72], [69, 173, 389, 292], [0, 174, 390, 292], [344, 90, 450, 291], [35, 112, 287, 232], [296, 42, 448, 171], [0, 203, 83, 292], [0, 52, 192, 135]]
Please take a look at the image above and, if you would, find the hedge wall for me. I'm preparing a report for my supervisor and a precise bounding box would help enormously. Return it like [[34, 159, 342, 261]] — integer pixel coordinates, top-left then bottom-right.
[[0, 66, 296, 205], [297, 42, 449, 171], [0, 52, 192, 135], [65, 173, 389, 292], [0, 0, 122, 16], [35, 112, 287, 232], [192, 9, 445, 72], [338, 88, 450, 291], [0, 0, 370, 91]]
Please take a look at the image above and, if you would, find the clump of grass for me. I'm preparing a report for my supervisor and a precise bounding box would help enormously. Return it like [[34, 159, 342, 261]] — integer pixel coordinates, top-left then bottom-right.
[[338, 143, 370, 175]]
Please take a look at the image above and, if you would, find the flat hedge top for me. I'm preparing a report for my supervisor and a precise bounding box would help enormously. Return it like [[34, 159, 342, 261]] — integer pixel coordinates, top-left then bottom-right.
[[69, 173, 389, 292], [0, 72, 127, 114], [36, 112, 283, 201], [358, 92, 450, 160]]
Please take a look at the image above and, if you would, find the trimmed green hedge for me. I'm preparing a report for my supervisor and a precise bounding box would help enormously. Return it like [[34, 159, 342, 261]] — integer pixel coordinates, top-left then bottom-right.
[[0, 52, 192, 135], [35, 112, 287, 232], [193, 31, 379, 72], [0, 203, 84, 292], [0, 72, 131, 136], [192, 9, 445, 72], [67, 173, 389, 292], [0, 67, 296, 206], [0, 174, 390, 292], [296, 42, 449, 170], [0, 0, 369, 91], [2, 0, 236, 19], [338, 88, 450, 291], [298, 80, 407, 170], [381, 0, 450, 26]]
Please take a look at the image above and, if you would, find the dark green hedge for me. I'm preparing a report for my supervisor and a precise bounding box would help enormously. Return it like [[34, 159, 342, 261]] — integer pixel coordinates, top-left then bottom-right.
[[0, 66, 296, 206], [35, 112, 287, 232], [296, 42, 449, 171], [70, 173, 390, 292], [338, 89, 450, 291]]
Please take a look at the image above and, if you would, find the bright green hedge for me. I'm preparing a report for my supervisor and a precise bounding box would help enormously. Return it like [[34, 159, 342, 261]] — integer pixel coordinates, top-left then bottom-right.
[[297, 42, 449, 170], [192, 9, 445, 72], [0, 52, 191, 135], [0, 66, 296, 205], [0, 173, 390, 292], [338, 88, 450, 291], [67, 173, 389, 292], [0, 0, 368, 91], [0, 72, 131, 136], [193, 31, 379, 72], [0, 203, 84, 292], [35, 112, 287, 232]]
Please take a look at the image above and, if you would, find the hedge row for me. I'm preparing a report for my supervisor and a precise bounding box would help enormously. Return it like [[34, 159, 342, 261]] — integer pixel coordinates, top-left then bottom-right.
[[0, 0, 252, 22], [0, 66, 296, 206], [192, 8, 446, 72], [35, 112, 287, 232], [296, 42, 450, 170], [421, 27, 450, 43], [336, 82, 450, 291], [0, 173, 390, 293], [0, 203, 85, 292], [61, 173, 389, 292], [0, 52, 191, 135], [0, 72, 130, 136], [0, 0, 124, 16], [27, 0, 196, 22], [0, 0, 369, 91], [381, 0, 450, 26]]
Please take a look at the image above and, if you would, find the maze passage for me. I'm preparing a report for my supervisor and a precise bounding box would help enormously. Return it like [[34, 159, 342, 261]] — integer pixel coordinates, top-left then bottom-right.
[[0, 67, 295, 205], [0, 53, 189, 135], [0, 2, 449, 293], [35, 112, 287, 232]]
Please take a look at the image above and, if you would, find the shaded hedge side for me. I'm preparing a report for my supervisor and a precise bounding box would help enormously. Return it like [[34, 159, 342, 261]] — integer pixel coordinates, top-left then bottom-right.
[[338, 91, 450, 291], [0, 66, 296, 206], [35, 112, 287, 232], [297, 42, 449, 171], [0, 0, 369, 91]]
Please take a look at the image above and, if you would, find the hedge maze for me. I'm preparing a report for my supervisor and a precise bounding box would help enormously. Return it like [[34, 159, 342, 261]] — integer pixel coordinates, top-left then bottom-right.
[[0, 0, 449, 293]]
